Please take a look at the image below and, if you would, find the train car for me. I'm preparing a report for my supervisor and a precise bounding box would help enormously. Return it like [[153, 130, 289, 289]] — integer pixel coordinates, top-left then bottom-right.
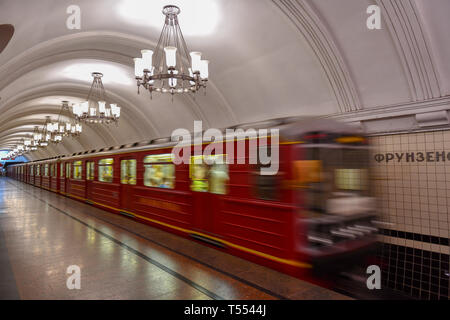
[[7, 118, 378, 280]]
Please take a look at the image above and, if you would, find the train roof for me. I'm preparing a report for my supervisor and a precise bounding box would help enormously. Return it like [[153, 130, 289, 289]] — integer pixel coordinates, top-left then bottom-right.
[[11, 116, 362, 165]]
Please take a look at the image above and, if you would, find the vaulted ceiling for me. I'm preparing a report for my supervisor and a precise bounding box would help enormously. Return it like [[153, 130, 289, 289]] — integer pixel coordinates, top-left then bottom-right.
[[1, 0, 449, 160]]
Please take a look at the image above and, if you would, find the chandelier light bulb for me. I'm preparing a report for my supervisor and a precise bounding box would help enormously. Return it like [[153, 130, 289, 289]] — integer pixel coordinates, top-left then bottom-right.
[[134, 58, 144, 77], [110, 104, 121, 118], [164, 46, 177, 68], [190, 52, 202, 73], [141, 50, 153, 70], [98, 101, 106, 114], [82, 102, 89, 114], [199, 60, 209, 80]]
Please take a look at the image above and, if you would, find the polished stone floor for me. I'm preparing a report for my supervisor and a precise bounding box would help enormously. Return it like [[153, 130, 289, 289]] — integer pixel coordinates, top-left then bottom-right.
[[0, 177, 349, 300]]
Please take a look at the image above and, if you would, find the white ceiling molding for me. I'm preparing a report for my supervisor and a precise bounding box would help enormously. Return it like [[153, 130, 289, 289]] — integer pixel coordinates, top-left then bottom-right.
[[329, 96, 450, 135], [271, 0, 362, 113], [376, 0, 442, 101], [415, 110, 449, 127], [328, 96, 450, 123]]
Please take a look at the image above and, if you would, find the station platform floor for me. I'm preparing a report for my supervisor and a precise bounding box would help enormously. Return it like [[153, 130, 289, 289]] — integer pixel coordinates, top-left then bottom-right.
[[0, 177, 350, 300]]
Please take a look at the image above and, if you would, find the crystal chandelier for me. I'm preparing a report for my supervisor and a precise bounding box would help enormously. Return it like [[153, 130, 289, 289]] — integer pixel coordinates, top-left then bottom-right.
[[44, 116, 63, 144], [72, 72, 121, 124], [47, 101, 82, 137], [23, 136, 38, 151], [33, 125, 49, 147], [133, 5, 209, 97]]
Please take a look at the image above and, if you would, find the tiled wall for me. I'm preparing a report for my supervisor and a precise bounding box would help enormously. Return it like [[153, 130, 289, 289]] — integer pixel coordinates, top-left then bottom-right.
[[370, 131, 450, 299]]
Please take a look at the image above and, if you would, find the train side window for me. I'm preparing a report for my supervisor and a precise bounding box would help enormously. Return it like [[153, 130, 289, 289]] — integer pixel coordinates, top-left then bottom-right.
[[98, 158, 114, 183], [60, 163, 64, 177], [143, 154, 175, 189], [73, 161, 83, 180], [190, 155, 229, 194], [50, 164, 55, 177], [66, 163, 71, 178], [30, 165, 34, 175], [121, 160, 136, 185], [86, 161, 95, 180], [36, 165, 40, 176], [44, 164, 49, 177]]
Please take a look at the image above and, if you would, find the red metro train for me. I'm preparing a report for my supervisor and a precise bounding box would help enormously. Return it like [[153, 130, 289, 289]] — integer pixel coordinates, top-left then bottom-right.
[[7, 118, 378, 280]]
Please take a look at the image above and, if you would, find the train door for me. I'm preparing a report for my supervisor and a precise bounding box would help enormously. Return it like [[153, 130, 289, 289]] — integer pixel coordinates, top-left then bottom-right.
[[59, 162, 65, 193], [65, 162, 71, 193], [55, 162, 60, 192], [190, 155, 229, 235], [36, 164, 41, 186], [85, 161, 95, 199], [120, 158, 137, 211]]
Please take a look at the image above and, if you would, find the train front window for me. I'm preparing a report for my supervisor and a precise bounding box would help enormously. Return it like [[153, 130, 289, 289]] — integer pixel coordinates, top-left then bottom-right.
[[296, 146, 371, 215]]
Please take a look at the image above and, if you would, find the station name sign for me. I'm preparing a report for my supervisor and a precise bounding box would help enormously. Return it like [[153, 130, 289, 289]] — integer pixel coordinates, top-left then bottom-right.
[[374, 151, 450, 163]]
